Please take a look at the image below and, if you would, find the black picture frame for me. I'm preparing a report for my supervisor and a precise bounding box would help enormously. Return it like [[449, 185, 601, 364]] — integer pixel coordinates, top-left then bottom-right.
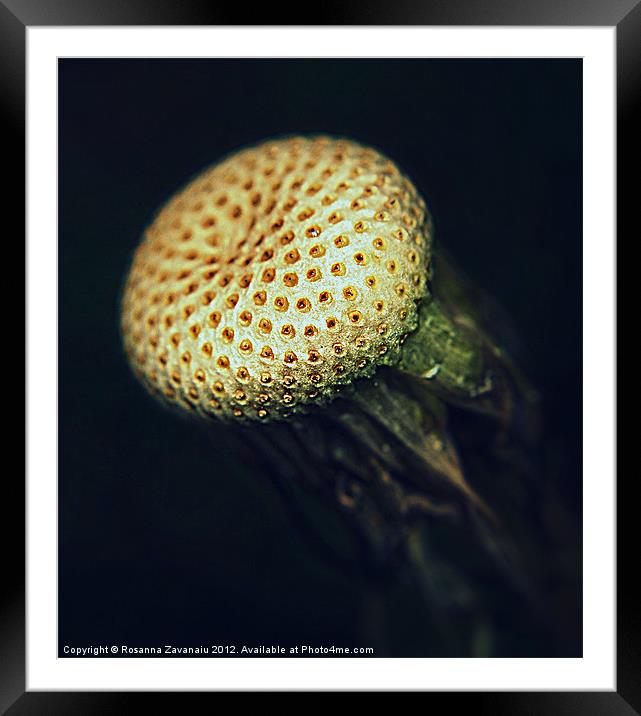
[[6, 1, 629, 710]]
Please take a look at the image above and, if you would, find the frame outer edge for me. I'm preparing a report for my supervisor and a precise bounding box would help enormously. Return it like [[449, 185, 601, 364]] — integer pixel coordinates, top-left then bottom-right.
[[0, 2, 27, 715]]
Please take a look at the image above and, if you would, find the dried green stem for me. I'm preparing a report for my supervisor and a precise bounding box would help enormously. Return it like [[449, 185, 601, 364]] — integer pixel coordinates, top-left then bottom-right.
[[400, 296, 490, 398]]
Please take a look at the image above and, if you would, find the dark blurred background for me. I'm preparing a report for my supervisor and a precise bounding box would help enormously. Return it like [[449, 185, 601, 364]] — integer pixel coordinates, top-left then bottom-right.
[[59, 59, 581, 657]]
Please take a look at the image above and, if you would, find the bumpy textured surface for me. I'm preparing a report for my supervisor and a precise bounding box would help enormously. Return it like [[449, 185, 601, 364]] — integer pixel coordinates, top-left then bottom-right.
[[121, 136, 432, 421]]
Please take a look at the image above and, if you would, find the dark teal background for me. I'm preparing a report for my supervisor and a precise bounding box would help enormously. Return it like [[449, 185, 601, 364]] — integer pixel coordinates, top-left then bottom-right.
[[58, 58, 582, 657]]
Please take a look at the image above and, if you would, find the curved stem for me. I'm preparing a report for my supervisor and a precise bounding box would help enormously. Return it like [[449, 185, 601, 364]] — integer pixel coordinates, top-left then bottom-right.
[[400, 297, 490, 398]]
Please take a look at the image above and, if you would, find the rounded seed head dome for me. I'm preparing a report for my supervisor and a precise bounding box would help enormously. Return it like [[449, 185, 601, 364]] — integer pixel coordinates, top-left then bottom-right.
[[121, 136, 433, 421]]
